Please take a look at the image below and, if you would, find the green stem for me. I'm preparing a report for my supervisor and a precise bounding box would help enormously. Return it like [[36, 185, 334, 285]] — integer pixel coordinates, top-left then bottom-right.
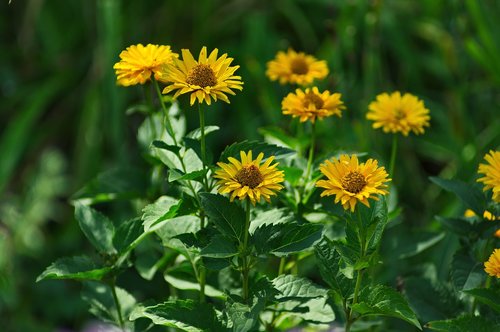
[[389, 134, 398, 179], [241, 199, 252, 302], [304, 121, 316, 183], [110, 278, 124, 329], [143, 84, 158, 140], [152, 77, 178, 146], [199, 265, 206, 303], [198, 103, 209, 192]]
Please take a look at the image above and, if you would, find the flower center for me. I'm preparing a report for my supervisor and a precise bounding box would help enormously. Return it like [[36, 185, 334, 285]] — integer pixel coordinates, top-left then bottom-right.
[[341, 171, 367, 194], [186, 64, 217, 87], [291, 58, 309, 75], [394, 108, 406, 120], [235, 165, 264, 189], [303, 91, 324, 109]]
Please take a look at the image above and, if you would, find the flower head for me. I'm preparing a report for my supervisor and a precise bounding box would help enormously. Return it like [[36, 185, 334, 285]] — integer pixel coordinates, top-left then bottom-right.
[[477, 150, 500, 203], [316, 154, 391, 212], [485, 248, 500, 278], [281, 87, 345, 123], [266, 49, 328, 85], [159, 46, 243, 105], [214, 151, 284, 205], [113, 44, 178, 86], [367, 92, 430, 136]]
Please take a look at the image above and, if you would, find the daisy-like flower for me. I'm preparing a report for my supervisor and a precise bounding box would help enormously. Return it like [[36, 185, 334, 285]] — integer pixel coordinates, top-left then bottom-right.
[[214, 151, 284, 205], [477, 150, 500, 202], [113, 44, 178, 86], [159, 46, 243, 105], [484, 248, 500, 278], [316, 154, 391, 212], [266, 49, 328, 85], [281, 87, 345, 123], [367, 92, 430, 136]]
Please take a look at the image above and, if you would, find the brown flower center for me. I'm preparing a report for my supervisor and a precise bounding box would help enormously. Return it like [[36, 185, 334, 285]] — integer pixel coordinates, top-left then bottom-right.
[[341, 171, 367, 194], [291, 58, 309, 75], [303, 91, 324, 109], [186, 64, 217, 87], [394, 108, 406, 120], [235, 164, 264, 189]]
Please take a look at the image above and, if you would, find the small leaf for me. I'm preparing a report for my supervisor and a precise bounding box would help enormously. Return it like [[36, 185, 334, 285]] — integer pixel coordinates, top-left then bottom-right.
[[164, 262, 224, 298], [463, 288, 500, 313], [200, 235, 239, 258], [451, 250, 484, 291], [36, 256, 111, 282], [154, 215, 200, 254], [426, 314, 500, 331], [113, 217, 144, 254], [258, 126, 303, 151], [282, 166, 303, 186], [151, 140, 181, 154], [168, 168, 208, 183], [248, 208, 294, 234], [272, 274, 328, 300], [142, 196, 182, 232], [74, 203, 116, 254], [429, 177, 486, 216], [353, 284, 421, 329], [220, 140, 295, 162], [186, 125, 220, 139], [200, 193, 246, 243], [129, 299, 227, 331], [252, 222, 323, 257]]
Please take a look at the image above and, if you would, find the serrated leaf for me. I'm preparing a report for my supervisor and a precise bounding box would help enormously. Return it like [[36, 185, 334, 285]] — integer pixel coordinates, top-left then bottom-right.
[[429, 177, 486, 216], [363, 197, 388, 255], [74, 203, 116, 254], [226, 301, 260, 332], [272, 274, 328, 300], [113, 217, 144, 254], [168, 168, 208, 183], [200, 235, 239, 258], [154, 215, 200, 254], [142, 196, 182, 232], [353, 284, 421, 329], [248, 208, 294, 234], [36, 256, 111, 282], [314, 239, 354, 301], [451, 250, 484, 291], [426, 314, 500, 331], [151, 140, 181, 154], [252, 222, 323, 257], [200, 193, 245, 243], [463, 288, 500, 313], [164, 263, 224, 298], [220, 140, 295, 162], [129, 299, 227, 331], [186, 125, 220, 139]]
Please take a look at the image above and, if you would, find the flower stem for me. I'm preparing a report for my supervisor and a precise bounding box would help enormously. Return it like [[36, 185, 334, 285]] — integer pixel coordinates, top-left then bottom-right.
[[110, 278, 124, 329], [241, 199, 252, 302], [152, 77, 178, 146], [198, 103, 209, 193], [143, 84, 157, 140], [304, 121, 316, 183], [199, 265, 206, 303], [389, 134, 398, 179]]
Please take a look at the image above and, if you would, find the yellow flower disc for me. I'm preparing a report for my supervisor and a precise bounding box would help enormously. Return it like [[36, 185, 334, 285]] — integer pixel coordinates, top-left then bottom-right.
[[477, 150, 500, 203], [367, 91, 430, 136], [113, 44, 178, 86], [214, 151, 284, 205], [485, 248, 500, 278], [266, 49, 328, 85], [316, 154, 391, 212], [159, 46, 243, 105], [281, 87, 345, 123]]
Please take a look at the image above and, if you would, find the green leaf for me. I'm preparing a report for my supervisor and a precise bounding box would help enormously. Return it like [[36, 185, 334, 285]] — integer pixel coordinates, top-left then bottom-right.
[[164, 262, 224, 298], [154, 215, 200, 253], [200, 235, 239, 258], [142, 196, 182, 232], [200, 193, 246, 243], [451, 250, 484, 291], [252, 222, 323, 257], [183, 137, 213, 164], [151, 140, 181, 154], [248, 208, 294, 234], [74, 203, 116, 254], [426, 315, 500, 331], [113, 217, 144, 254], [168, 168, 208, 183], [186, 125, 220, 139], [220, 140, 295, 162], [258, 126, 303, 151], [272, 274, 328, 300], [397, 231, 445, 259], [429, 177, 486, 216], [314, 239, 354, 301], [436, 216, 475, 236], [463, 288, 500, 313], [335, 220, 362, 268], [36, 256, 111, 282], [82, 281, 136, 326], [130, 299, 227, 331], [226, 301, 260, 332], [282, 166, 303, 186], [363, 198, 389, 256], [353, 284, 421, 329]]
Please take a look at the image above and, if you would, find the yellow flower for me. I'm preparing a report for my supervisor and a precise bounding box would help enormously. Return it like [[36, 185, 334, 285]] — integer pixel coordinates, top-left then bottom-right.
[[477, 150, 500, 203], [281, 87, 345, 123], [266, 49, 328, 85], [367, 92, 430, 136], [316, 154, 391, 212], [159, 46, 243, 105], [113, 44, 178, 86], [484, 248, 500, 278], [214, 151, 284, 205], [464, 209, 497, 220]]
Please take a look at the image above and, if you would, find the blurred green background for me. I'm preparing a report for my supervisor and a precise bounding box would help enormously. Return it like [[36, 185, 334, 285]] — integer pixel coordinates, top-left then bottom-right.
[[1, 0, 499, 331]]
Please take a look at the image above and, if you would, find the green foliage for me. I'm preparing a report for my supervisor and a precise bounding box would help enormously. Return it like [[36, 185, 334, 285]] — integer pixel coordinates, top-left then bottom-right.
[[74, 203, 116, 255], [426, 315, 500, 331], [36, 256, 111, 282]]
